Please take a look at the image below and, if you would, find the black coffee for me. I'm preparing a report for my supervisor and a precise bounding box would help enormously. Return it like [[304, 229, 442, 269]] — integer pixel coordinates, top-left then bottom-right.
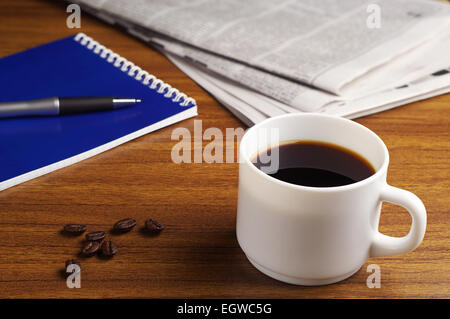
[[253, 140, 375, 187]]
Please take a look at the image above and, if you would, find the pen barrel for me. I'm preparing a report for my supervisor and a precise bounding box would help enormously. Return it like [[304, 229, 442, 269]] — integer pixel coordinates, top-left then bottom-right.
[[59, 97, 114, 115], [0, 97, 59, 118]]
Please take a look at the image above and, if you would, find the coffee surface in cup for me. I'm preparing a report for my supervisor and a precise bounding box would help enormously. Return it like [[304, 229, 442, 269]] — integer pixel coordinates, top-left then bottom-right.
[[253, 140, 375, 187]]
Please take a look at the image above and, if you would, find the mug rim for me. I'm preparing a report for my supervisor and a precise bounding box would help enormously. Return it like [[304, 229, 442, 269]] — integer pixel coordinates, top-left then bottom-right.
[[240, 113, 389, 193]]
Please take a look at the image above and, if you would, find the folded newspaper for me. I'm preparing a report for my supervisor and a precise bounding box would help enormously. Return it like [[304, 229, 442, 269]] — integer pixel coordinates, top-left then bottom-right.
[[71, 0, 450, 125]]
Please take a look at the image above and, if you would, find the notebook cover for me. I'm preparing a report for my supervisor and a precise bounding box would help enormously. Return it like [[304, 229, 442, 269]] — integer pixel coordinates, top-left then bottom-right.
[[0, 34, 197, 190]]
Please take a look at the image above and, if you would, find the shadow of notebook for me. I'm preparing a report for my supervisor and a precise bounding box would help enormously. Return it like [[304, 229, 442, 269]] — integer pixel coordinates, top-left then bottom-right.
[[0, 33, 197, 191]]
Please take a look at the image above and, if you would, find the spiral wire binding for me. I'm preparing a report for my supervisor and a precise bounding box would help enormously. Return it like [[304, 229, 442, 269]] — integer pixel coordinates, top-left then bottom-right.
[[74, 33, 196, 107]]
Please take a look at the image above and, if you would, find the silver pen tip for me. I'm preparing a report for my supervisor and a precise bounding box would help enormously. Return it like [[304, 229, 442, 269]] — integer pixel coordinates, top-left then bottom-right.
[[112, 98, 143, 108]]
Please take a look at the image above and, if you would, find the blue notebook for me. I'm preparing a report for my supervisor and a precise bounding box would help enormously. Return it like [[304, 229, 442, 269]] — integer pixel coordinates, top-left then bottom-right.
[[0, 33, 197, 191]]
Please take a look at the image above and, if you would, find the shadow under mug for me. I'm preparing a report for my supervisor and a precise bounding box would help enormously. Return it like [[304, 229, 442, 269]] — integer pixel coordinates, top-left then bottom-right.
[[236, 113, 426, 285]]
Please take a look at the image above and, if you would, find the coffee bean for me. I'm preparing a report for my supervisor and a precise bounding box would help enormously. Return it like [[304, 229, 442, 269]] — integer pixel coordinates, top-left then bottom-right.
[[144, 219, 165, 234], [81, 241, 101, 257], [63, 224, 87, 235], [85, 231, 106, 242], [113, 218, 136, 233], [65, 259, 81, 269], [101, 241, 118, 257]]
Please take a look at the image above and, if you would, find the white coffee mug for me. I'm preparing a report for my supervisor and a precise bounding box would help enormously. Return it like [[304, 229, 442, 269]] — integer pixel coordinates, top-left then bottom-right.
[[236, 113, 426, 285]]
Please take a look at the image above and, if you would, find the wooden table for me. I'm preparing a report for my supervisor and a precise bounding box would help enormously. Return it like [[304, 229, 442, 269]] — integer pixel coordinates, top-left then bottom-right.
[[0, 0, 448, 299]]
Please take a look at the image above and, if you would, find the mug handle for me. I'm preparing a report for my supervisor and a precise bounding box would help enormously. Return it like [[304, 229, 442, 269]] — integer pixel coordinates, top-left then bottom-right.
[[370, 184, 427, 257]]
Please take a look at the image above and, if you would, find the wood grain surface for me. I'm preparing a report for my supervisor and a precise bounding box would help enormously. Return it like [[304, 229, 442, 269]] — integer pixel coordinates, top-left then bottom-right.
[[0, 0, 448, 299]]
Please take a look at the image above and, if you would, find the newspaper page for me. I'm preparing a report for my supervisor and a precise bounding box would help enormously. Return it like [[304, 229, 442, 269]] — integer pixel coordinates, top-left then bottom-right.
[[166, 52, 449, 124], [165, 52, 271, 125], [74, 0, 450, 95], [149, 32, 450, 111], [95, 14, 450, 113]]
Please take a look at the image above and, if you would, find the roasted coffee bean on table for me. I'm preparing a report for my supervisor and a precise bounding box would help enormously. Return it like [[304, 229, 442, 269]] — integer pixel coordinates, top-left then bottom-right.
[[101, 241, 118, 257], [65, 259, 81, 270], [113, 218, 136, 233], [144, 219, 165, 234], [85, 231, 106, 242], [63, 224, 87, 235], [62, 217, 165, 272], [81, 241, 101, 257]]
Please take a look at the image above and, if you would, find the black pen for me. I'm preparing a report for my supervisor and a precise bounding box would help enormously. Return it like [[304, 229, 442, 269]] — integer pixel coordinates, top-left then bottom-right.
[[0, 97, 141, 119]]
